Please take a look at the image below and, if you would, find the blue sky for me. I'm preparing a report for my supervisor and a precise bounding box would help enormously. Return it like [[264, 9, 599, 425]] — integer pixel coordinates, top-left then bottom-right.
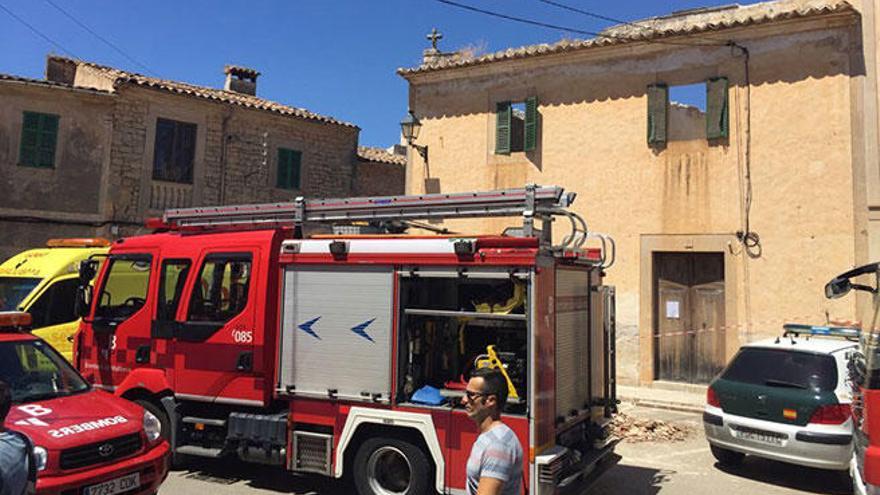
[[1, 0, 745, 147]]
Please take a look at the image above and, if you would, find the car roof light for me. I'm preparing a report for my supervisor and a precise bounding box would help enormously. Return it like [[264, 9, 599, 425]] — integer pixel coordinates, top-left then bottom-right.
[[782, 323, 860, 339], [46, 238, 111, 248], [0, 311, 32, 331]]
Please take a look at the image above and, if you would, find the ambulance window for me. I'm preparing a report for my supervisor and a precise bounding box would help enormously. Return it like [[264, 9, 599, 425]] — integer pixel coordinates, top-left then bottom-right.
[[157, 259, 191, 321], [95, 256, 152, 321], [188, 255, 252, 324], [27, 278, 80, 327], [0, 277, 41, 311]]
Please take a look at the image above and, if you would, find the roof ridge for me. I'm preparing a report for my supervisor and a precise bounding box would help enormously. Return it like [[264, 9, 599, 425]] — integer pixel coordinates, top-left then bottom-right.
[[398, 0, 854, 77], [47, 55, 357, 128]]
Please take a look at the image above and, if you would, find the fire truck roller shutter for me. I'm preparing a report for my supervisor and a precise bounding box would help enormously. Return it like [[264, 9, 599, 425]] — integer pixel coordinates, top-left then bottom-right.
[[279, 266, 393, 401], [556, 269, 591, 422]]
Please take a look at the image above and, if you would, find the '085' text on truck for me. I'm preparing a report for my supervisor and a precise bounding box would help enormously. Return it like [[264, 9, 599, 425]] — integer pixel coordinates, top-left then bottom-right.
[[74, 186, 619, 494]]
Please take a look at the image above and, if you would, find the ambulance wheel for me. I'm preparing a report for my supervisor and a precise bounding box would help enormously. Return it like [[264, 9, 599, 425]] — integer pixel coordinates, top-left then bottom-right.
[[710, 445, 744, 466], [353, 437, 431, 495]]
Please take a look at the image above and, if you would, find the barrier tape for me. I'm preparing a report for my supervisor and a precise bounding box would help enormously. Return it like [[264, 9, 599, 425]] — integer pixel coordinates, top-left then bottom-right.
[[650, 314, 845, 339]]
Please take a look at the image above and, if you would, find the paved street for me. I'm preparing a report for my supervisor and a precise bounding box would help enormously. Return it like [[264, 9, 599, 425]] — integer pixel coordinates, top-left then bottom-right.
[[159, 404, 851, 495]]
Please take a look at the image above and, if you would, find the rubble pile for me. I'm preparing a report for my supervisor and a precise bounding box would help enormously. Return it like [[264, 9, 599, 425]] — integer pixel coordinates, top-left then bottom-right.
[[611, 412, 692, 443]]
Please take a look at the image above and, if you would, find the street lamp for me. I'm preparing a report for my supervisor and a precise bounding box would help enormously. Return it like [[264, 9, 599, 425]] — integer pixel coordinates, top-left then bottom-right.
[[400, 110, 428, 162]]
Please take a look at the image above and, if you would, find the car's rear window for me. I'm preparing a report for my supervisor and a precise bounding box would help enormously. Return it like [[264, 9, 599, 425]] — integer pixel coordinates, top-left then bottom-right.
[[721, 348, 838, 392]]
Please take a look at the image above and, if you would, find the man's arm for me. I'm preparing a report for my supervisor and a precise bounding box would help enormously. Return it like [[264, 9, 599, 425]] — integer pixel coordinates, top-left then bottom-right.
[[476, 476, 504, 495]]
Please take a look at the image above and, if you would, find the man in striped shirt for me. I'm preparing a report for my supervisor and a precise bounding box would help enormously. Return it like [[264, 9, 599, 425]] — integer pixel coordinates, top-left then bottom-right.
[[462, 368, 523, 495]]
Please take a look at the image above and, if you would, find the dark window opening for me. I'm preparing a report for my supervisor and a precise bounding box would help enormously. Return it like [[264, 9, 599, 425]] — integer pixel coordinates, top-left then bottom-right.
[[19, 111, 59, 168], [153, 118, 196, 183]]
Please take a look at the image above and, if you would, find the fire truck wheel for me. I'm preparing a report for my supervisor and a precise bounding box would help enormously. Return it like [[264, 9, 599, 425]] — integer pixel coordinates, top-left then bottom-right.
[[353, 436, 432, 495], [710, 445, 744, 466]]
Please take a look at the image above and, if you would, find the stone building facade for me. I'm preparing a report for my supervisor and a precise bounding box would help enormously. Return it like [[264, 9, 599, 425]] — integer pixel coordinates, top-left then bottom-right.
[[354, 146, 406, 197], [0, 56, 366, 259], [398, 0, 877, 385]]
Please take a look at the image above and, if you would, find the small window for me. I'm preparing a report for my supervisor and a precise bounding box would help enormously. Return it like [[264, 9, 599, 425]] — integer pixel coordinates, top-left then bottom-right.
[[495, 96, 537, 155], [277, 148, 302, 190], [157, 259, 191, 321], [153, 118, 197, 183], [27, 278, 80, 328], [647, 78, 728, 147], [19, 111, 59, 168], [188, 255, 252, 324]]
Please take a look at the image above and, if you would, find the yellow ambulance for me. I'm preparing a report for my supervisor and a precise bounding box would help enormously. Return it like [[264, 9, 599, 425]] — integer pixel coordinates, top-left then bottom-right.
[[0, 238, 110, 360]]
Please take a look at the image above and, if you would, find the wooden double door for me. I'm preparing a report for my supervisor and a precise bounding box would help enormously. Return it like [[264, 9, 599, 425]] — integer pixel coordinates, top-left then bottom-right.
[[654, 252, 726, 384]]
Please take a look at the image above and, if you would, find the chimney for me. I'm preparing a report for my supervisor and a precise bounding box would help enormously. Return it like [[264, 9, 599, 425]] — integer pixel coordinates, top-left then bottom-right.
[[46, 55, 77, 85], [224, 65, 260, 96]]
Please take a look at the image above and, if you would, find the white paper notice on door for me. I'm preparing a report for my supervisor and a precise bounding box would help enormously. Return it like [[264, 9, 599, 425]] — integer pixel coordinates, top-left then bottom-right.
[[666, 300, 680, 319]]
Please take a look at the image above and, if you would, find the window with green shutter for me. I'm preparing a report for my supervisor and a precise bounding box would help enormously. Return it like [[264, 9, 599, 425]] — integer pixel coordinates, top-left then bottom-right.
[[706, 77, 729, 140], [277, 148, 302, 190], [19, 111, 59, 168], [495, 96, 538, 155], [647, 84, 669, 147]]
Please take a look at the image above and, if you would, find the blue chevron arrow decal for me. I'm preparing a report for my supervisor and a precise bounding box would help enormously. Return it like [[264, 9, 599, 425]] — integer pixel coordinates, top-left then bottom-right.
[[351, 318, 376, 343], [298, 316, 321, 340]]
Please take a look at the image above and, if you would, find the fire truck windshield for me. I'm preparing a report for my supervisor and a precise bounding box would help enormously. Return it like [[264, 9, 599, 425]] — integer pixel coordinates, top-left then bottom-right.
[[0, 277, 41, 311], [0, 339, 89, 403]]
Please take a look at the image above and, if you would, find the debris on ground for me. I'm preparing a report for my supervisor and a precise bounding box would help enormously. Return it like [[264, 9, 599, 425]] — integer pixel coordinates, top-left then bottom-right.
[[611, 412, 693, 443]]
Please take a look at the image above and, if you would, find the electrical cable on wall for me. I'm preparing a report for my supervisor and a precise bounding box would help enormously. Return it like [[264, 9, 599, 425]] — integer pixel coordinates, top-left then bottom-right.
[[728, 41, 761, 259]]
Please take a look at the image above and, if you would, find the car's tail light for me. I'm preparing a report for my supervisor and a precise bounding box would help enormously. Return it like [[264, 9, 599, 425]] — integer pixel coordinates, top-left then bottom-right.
[[707, 386, 721, 408], [808, 404, 851, 425]]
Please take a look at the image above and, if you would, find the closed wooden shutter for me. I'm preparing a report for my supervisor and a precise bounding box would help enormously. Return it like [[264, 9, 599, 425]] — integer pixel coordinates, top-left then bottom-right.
[[524, 96, 537, 152], [20, 111, 59, 168], [495, 101, 511, 155], [647, 84, 668, 147], [277, 148, 302, 189], [706, 77, 729, 140]]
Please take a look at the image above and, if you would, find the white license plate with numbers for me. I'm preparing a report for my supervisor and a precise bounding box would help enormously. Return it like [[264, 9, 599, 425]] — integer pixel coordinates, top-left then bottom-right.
[[84, 473, 139, 495], [736, 429, 783, 445]]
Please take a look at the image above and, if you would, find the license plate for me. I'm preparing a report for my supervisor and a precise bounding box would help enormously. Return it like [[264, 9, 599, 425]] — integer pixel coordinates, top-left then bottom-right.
[[84, 473, 140, 495], [736, 429, 783, 446]]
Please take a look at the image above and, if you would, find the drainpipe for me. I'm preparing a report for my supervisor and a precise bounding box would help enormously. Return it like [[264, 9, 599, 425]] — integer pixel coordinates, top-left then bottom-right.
[[219, 109, 234, 205]]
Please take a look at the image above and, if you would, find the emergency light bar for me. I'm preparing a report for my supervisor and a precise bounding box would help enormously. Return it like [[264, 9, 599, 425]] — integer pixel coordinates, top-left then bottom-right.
[[0, 311, 32, 331], [46, 238, 111, 248], [782, 323, 860, 339]]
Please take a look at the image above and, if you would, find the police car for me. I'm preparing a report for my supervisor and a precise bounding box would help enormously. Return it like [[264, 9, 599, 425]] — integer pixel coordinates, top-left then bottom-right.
[[704, 324, 856, 471]]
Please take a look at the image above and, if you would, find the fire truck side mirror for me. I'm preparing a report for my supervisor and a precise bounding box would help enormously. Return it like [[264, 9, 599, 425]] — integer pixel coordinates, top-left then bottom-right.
[[75, 285, 93, 318], [79, 259, 98, 283], [825, 277, 852, 299]]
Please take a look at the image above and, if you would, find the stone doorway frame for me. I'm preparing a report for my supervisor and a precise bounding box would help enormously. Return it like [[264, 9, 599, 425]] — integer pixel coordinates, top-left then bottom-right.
[[639, 234, 740, 385]]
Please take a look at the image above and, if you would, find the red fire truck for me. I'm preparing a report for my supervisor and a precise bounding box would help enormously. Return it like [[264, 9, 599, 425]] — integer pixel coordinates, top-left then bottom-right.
[[826, 263, 880, 495], [73, 185, 618, 494]]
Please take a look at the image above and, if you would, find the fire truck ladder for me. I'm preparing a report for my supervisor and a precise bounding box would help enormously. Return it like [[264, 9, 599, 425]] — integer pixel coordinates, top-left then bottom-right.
[[159, 184, 609, 260]]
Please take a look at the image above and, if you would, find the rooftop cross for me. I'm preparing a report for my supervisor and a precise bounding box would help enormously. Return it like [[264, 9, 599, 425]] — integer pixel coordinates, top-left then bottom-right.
[[426, 27, 443, 51]]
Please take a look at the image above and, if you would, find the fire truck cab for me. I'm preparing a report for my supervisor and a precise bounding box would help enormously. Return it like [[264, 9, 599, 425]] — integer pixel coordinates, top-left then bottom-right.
[[0, 238, 110, 361], [75, 186, 618, 494]]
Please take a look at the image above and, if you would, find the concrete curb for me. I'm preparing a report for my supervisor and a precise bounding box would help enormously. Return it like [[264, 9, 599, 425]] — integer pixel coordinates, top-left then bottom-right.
[[619, 396, 704, 414]]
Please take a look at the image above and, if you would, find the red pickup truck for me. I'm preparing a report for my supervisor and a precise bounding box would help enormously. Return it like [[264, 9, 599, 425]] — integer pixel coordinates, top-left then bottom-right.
[[0, 311, 169, 495]]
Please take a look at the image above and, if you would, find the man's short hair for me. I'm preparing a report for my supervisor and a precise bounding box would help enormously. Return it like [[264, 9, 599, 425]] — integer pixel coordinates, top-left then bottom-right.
[[0, 379, 10, 423], [471, 367, 509, 408]]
